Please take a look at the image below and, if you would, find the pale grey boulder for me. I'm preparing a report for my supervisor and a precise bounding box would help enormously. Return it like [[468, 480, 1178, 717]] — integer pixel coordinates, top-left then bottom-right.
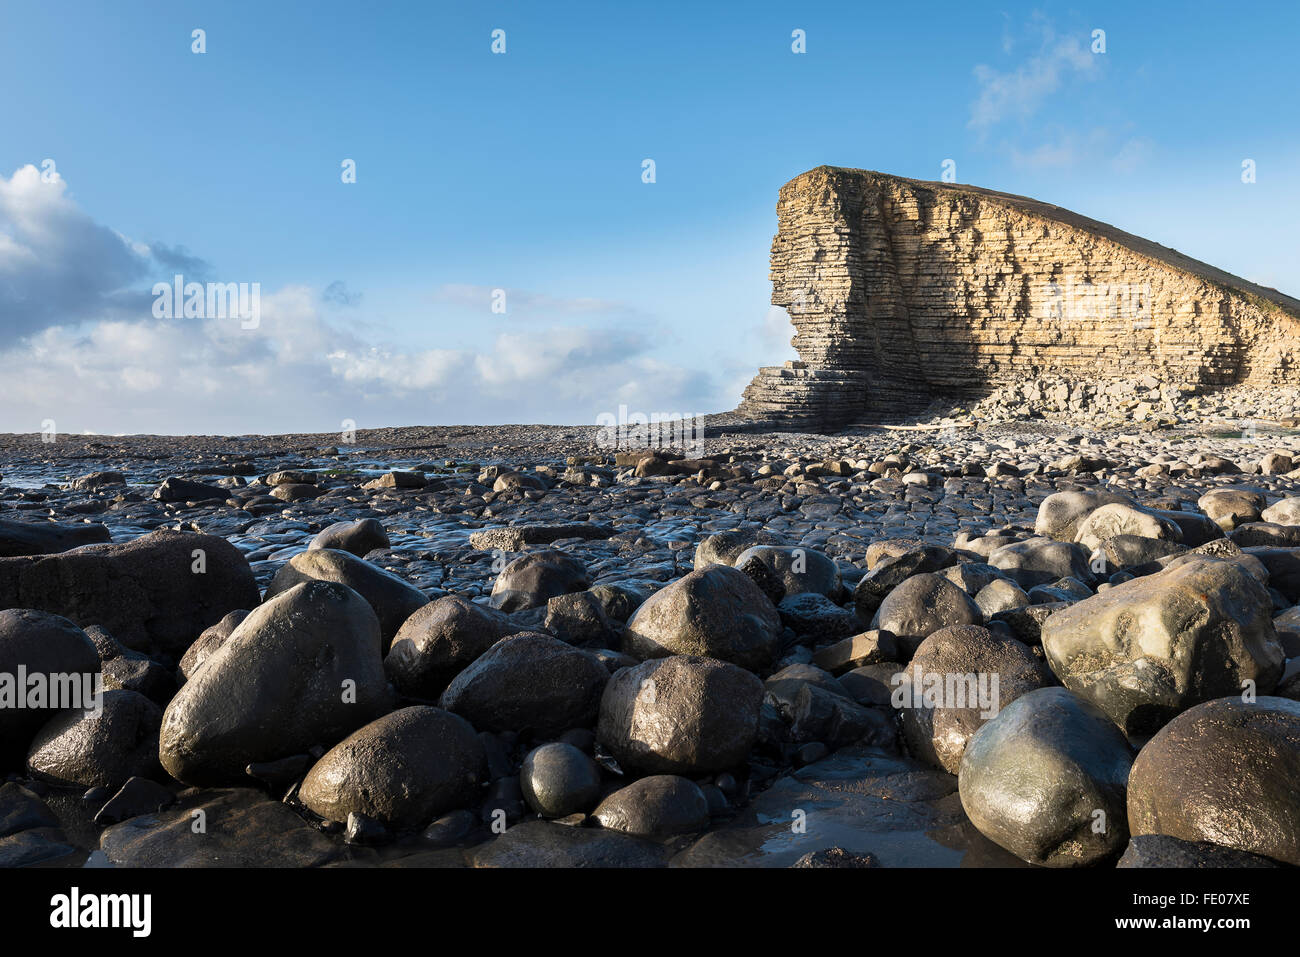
[[1074, 503, 1182, 553], [1041, 557, 1285, 735], [1034, 489, 1131, 541], [1197, 488, 1267, 532], [959, 686, 1134, 867], [1262, 497, 1300, 527]]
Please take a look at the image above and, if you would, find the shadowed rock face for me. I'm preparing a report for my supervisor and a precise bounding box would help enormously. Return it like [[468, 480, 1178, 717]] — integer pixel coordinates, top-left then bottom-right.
[[0, 530, 259, 655], [1127, 696, 1300, 866], [737, 167, 1300, 431]]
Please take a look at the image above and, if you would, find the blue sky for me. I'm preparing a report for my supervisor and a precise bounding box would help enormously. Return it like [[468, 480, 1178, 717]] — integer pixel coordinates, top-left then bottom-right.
[[1, 0, 1296, 434]]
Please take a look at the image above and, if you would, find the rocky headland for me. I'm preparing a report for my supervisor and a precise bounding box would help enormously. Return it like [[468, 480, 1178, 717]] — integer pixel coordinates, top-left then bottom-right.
[[736, 167, 1300, 431]]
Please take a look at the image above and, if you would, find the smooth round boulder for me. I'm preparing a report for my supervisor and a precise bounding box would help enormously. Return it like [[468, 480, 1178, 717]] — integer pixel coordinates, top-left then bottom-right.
[[385, 595, 517, 699], [597, 655, 763, 775], [593, 775, 709, 838], [26, 689, 163, 789], [263, 548, 429, 646], [693, 529, 763, 569], [1262, 497, 1300, 527], [872, 573, 982, 654], [0, 610, 101, 769], [1075, 503, 1182, 553], [1127, 696, 1300, 865], [299, 706, 485, 828], [988, 537, 1095, 590], [897, 625, 1053, 772], [309, 518, 390, 557], [493, 471, 547, 492], [489, 550, 589, 612], [438, 633, 608, 737], [974, 578, 1031, 617], [1197, 488, 1267, 532], [1042, 557, 1285, 735], [1034, 489, 1131, 541], [730, 545, 840, 598], [159, 580, 391, 785], [958, 687, 1134, 867], [519, 742, 602, 818], [623, 564, 781, 671], [270, 484, 324, 503]]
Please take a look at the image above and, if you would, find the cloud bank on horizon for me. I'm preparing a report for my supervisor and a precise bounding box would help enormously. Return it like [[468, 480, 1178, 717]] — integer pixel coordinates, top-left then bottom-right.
[[0, 163, 721, 435]]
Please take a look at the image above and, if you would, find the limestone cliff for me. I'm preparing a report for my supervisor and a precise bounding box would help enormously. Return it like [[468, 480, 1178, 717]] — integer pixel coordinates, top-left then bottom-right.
[[737, 167, 1300, 430]]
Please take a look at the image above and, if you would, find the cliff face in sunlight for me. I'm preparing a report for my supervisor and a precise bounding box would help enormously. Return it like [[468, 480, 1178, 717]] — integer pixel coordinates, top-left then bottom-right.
[[737, 167, 1300, 430]]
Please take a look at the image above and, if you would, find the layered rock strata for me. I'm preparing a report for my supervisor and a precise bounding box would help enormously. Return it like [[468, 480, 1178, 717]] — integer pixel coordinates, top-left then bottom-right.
[[737, 167, 1300, 431]]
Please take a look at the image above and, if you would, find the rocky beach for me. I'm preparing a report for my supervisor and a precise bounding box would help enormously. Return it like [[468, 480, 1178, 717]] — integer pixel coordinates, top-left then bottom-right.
[[7, 5, 1300, 943], [2, 401, 1299, 869]]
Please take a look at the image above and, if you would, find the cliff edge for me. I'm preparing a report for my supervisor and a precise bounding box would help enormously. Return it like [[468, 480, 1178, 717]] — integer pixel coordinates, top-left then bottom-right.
[[735, 167, 1300, 431]]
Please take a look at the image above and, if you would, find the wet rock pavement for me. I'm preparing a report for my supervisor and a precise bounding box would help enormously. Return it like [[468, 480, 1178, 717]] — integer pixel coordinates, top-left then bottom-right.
[[1, 417, 1299, 868]]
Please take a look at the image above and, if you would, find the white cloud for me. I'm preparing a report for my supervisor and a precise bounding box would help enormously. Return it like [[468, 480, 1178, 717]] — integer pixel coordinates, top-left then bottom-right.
[[0, 164, 724, 433], [1111, 137, 1154, 173], [1, 287, 719, 433], [970, 27, 1098, 131], [0, 165, 217, 343], [1007, 128, 1154, 173], [762, 305, 795, 349]]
